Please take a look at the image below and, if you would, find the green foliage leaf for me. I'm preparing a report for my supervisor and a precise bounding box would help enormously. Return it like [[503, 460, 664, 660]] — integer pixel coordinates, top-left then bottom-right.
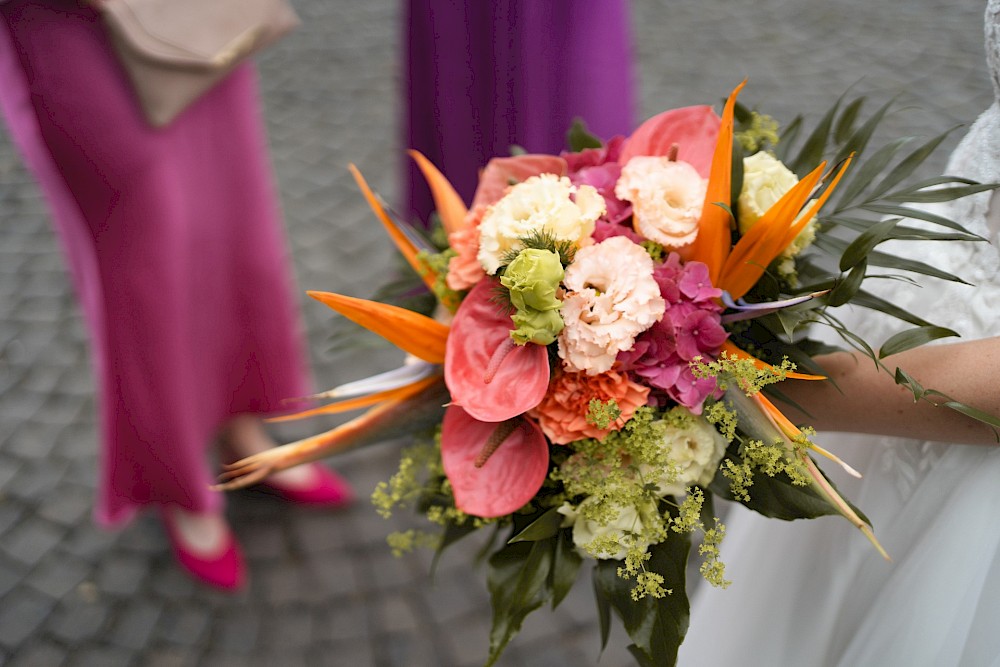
[[593, 536, 692, 667], [833, 96, 865, 144], [864, 129, 960, 201], [835, 137, 910, 209], [839, 218, 898, 270], [861, 203, 987, 238], [507, 507, 563, 543], [881, 183, 998, 204], [774, 115, 803, 162], [709, 452, 868, 523], [485, 540, 555, 666], [592, 567, 613, 653], [551, 529, 582, 609], [832, 98, 895, 167], [430, 521, 480, 577], [851, 289, 934, 328], [824, 215, 982, 242], [828, 258, 867, 307], [814, 233, 972, 284], [878, 326, 959, 359], [566, 118, 604, 152], [789, 98, 839, 175]]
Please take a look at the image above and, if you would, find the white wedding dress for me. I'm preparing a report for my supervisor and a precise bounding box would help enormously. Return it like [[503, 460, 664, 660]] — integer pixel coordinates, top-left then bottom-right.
[[679, 4, 1000, 666]]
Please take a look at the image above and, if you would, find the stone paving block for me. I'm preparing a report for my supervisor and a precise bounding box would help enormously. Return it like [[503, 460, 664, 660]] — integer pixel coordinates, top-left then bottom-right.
[[0, 518, 64, 567], [300, 553, 361, 601], [313, 601, 369, 645], [3, 460, 69, 505], [0, 586, 56, 648], [7, 642, 68, 667], [259, 606, 313, 649], [35, 484, 91, 528], [0, 503, 24, 539], [147, 565, 197, 602], [107, 599, 162, 651], [155, 604, 212, 647], [209, 608, 260, 655], [311, 639, 375, 667], [58, 525, 118, 564], [372, 629, 443, 667], [96, 552, 149, 597], [134, 647, 197, 667], [23, 552, 91, 600], [45, 597, 111, 645]]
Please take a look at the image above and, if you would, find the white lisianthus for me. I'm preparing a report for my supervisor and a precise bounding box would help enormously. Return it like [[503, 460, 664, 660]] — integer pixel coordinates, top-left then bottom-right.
[[738, 151, 817, 258], [558, 496, 659, 560], [649, 412, 727, 497], [614, 156, 707, 247], [476, 174, 604, 275]]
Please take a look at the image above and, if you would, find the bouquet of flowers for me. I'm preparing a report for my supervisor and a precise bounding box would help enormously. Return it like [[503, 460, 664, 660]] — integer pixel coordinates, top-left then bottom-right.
[[218, 82, 998, 666]]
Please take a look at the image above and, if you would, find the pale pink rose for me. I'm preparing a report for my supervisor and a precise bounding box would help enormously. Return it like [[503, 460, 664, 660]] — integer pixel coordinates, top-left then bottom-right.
[[615, 156, 707, 248]]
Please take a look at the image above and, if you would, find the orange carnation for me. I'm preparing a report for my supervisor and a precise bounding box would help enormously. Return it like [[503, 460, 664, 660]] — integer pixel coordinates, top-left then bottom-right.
[[530, 369, 649, 445], [445, 205, 487, 291]]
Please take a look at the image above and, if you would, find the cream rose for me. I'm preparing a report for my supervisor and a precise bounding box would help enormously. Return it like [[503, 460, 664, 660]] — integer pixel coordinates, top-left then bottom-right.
[[614, 156, 707, 247], [476, 174, 604, 275], [737, 151, 817, 258], [558, 496, 659, 560], [648, 412, 727, 497]]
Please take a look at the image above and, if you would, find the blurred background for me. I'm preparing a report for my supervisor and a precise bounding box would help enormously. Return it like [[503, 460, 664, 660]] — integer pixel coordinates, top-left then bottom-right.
[[0, 1, 992, 665]]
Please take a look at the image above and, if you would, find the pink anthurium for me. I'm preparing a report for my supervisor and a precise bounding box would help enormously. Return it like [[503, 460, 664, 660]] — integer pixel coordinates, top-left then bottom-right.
[[444, 279, 550, 422], [441, 405, 549, 518], [618, 105, 721, 178]]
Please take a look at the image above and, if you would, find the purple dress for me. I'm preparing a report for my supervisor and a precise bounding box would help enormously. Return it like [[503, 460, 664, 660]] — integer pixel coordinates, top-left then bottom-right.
[[0, 0, 309, 527], [403, 0, 636, 225]]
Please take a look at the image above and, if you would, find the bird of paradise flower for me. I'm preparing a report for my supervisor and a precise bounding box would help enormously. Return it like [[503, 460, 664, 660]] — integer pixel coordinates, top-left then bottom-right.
[[216, 81, 887, 559]]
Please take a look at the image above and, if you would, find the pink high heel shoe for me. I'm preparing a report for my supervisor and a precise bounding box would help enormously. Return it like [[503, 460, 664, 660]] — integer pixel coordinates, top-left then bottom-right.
[[160, 508, 246, 591], [257, 464, 355, 508]]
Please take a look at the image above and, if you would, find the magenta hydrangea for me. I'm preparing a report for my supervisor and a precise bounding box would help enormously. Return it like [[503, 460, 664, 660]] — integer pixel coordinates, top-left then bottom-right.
[[563, 136, 633, 225], [617, 253, 727, 413]]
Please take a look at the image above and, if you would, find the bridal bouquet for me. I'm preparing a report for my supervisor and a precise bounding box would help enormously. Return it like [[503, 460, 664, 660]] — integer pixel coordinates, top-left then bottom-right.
[[218, 82, 996, 666]]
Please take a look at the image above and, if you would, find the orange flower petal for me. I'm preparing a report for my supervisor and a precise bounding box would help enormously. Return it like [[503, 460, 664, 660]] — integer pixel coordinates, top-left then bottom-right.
[[687, 80, 746, 283], [348, 164, 437, 293], [308, 290, 449, 364], [266, 374, 442, 423], [408, 150, 469, 235], [721, 340, 826, 381]]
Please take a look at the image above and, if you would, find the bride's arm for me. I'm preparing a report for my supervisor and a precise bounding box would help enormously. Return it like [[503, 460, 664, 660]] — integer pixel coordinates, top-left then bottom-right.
[[777, 336, 1000, 445]]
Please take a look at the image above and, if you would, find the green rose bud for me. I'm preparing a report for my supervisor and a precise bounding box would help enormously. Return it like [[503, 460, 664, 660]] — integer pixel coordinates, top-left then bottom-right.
[[500, 248, 565, 345]]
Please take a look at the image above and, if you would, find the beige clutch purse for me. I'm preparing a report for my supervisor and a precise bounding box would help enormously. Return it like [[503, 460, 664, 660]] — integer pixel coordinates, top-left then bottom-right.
[[96, 0, 300, 127]]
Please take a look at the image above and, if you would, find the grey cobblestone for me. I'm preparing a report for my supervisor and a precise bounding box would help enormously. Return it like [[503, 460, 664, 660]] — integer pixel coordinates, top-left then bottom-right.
[[0, 0, 993, 665]]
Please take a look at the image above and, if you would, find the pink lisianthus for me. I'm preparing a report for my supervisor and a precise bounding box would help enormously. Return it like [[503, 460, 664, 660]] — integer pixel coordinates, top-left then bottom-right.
[[530, 369, 649, 444], [558, 237, 665, 375]]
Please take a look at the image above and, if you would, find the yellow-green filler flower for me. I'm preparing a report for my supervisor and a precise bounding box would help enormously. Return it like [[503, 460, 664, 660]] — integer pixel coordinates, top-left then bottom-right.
[[500, 248, 565, 345]]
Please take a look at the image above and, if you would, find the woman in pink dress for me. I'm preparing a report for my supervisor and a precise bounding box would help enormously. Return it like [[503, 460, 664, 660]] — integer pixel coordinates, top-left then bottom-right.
[[0, 0, 351, 590]]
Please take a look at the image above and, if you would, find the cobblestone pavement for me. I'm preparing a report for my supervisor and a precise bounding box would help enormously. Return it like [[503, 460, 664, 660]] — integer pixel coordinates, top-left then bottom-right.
[[0, 1, 993, 666]]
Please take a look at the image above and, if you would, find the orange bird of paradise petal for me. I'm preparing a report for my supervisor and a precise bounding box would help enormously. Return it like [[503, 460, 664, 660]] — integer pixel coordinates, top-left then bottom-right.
[[408, 150, 469, 236], [266, 374, 442, 423], [720, 340, 826, 381], [719, 156, 853, 300], [687, 80, 746, 283], [307, 290, 449, 364], [348, 164, 437, 293]]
